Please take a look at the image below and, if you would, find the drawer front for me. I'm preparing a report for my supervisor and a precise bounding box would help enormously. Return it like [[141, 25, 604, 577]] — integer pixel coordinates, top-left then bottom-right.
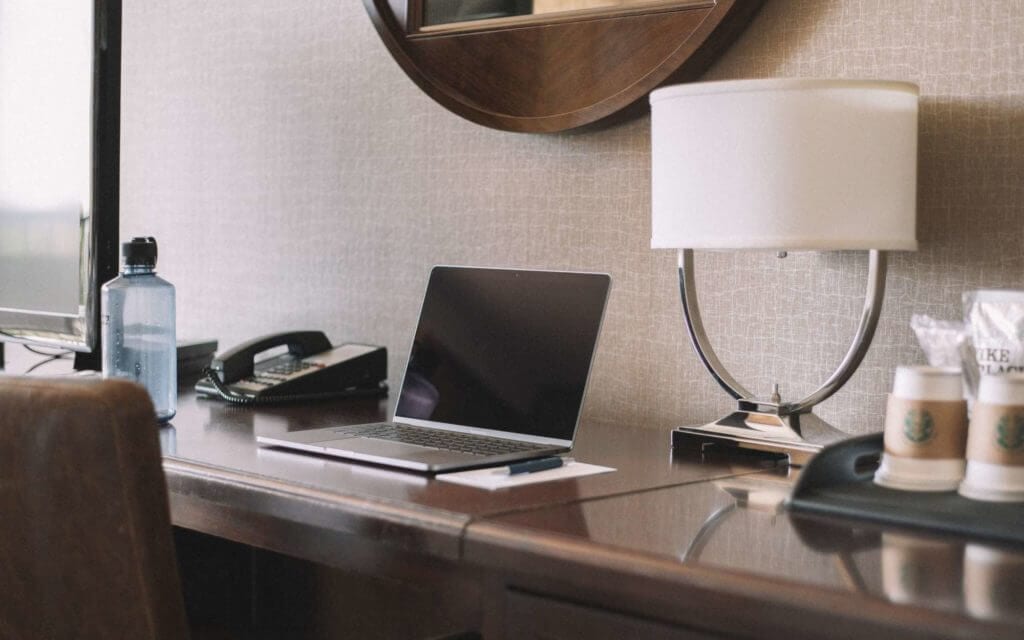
[[505, 590, 726, 640]]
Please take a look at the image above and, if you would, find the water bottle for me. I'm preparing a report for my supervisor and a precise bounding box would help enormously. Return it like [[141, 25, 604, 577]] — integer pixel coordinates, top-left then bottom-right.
[[101, 237, 177, 422]]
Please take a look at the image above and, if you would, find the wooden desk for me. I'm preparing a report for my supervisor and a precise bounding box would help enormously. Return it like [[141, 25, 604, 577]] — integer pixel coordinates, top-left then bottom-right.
[[467, 473, 1024, 639], [163, 388, 1024, 639], [163, 389, 771, 563]]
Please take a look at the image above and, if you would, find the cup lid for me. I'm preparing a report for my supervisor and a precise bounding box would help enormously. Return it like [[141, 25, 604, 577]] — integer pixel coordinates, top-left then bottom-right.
[[892, 365, 963, 401], [977, 373, 1024, 405]]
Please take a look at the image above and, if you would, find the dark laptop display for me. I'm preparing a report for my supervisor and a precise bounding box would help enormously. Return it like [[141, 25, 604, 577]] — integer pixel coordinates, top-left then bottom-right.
[[258, 266, 611, 472], [395, 267, 609, 441]]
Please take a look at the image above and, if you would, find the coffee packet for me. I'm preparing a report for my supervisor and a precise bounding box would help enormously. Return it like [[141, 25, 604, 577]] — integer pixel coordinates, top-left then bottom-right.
[[909, 291, 1024, 406], [964, 290, 1024, 377], [960, 290, 1024, 404], [911, 314, 966, 369]]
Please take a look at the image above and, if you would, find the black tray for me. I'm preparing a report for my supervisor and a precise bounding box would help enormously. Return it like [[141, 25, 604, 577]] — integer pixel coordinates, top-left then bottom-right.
[[787, 434, 1024, 547]]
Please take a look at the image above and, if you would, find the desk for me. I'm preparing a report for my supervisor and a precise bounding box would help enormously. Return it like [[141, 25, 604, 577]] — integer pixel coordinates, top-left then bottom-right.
[[164, 388, 1024, 639]]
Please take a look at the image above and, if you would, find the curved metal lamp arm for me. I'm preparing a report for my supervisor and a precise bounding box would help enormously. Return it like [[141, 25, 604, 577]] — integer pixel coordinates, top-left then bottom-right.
[[678, 249, 888, 414], [788, 250, 887, 413], [678, 250, 753, 401]]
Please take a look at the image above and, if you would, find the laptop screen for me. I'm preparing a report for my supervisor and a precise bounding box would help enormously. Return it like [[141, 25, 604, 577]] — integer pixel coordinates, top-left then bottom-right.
[[394, 267, 610, 441]]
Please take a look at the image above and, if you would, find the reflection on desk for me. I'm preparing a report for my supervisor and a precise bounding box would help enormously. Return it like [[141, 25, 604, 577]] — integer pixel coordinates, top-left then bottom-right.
[[468, 471, 1024, 637], [164, 388, 772, 562], [162, 387, 1024, 639]]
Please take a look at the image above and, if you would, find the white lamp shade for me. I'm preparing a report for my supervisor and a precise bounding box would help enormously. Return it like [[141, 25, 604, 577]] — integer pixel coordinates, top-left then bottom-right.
[[650, 79, 919, 251]]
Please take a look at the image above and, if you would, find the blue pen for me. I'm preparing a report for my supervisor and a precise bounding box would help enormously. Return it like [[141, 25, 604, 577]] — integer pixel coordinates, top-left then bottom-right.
[[506, 456, 574, 475]]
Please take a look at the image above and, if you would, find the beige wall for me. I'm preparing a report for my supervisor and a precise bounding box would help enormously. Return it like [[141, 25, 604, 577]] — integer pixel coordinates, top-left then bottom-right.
[[120, 1, 1024, 434]]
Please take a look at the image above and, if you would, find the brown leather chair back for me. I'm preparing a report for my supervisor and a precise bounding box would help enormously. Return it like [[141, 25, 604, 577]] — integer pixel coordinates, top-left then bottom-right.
[[0, 377, 189, 640]]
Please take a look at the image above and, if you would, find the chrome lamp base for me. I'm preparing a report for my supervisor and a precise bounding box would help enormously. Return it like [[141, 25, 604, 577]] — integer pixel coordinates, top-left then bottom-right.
[[672, 249, 888, 466], [671, 403, 852, 467]]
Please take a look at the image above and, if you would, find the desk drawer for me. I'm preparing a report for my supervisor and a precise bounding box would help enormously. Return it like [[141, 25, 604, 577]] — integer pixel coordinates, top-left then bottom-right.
[[505, 590, 724, 640]]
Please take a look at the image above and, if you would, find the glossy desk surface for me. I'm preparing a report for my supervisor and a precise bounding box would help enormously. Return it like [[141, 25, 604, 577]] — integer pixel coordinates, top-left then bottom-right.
[[466, 471, 1024, 639], [163, 388, 774, 559], [164, 388, 1024, 638]]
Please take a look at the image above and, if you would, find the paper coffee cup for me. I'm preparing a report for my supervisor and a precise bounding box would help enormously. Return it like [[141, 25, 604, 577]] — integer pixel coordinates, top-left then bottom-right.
[[882, 533, 963, 609], [964, 543, 1024, 621], [875, 366, 968, 491], [959, 374, 1024, 502]]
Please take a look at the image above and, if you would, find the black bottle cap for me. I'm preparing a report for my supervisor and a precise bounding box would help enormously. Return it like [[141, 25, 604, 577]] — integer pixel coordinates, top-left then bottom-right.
[[123, 236, 158, 267]]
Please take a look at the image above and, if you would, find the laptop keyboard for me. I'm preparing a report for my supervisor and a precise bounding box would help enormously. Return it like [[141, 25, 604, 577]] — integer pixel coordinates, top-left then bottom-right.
[[333, 423, 551, 457]]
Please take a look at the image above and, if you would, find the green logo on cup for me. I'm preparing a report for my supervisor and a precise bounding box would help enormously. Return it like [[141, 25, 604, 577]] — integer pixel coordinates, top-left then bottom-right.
[[903, 409, 934, 443], [996, 414, 1024, 451]]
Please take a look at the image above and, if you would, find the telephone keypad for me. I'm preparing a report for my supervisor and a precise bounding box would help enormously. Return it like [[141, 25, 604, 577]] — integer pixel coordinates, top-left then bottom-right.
[[263, 361, 316, 378], [239, 359, 321, 389]]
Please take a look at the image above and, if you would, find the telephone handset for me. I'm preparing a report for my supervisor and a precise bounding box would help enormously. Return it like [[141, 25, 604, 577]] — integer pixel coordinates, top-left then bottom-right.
[[195, 330, 387, 405]]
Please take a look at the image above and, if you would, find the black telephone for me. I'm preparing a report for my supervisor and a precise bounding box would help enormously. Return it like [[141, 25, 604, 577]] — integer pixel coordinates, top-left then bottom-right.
[[195, 330, 387, 405]]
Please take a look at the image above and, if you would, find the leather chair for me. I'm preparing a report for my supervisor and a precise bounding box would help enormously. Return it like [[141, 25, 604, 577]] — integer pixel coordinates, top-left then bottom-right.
[[0, 376, 189, 640]]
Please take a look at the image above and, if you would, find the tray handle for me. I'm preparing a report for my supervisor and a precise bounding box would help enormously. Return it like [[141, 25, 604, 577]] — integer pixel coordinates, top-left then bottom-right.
[[789, 433, 883, 499]]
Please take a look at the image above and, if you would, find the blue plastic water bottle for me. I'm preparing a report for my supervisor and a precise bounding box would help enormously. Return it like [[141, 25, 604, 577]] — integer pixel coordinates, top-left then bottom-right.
[[101, 237, 177, 422]]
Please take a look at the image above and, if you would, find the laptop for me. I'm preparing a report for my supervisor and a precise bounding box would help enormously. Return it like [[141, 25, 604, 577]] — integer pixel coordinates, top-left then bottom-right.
[[257, 266, 611, 473]]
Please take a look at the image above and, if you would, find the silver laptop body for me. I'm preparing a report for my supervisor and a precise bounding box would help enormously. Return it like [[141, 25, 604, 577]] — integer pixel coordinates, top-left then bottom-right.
[[257, 266, 611, 473]]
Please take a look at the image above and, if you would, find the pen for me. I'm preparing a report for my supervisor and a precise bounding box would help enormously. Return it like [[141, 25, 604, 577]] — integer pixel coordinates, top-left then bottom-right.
[[506, 456, 574, 475]]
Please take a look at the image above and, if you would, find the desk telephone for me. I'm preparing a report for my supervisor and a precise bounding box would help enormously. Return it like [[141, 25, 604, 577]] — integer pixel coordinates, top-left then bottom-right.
[[195, 331, 387, 405]]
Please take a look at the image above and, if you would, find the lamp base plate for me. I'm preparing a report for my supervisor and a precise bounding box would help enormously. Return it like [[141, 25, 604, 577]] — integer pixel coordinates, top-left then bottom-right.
[[671, 410, 851, 466]]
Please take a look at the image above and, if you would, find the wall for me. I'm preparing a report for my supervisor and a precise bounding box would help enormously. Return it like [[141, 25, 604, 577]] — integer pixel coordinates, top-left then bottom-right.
[[120, 0, 1023, 434]]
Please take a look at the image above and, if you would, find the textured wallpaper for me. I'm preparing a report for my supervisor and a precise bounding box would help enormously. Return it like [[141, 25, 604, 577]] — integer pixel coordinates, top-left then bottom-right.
[[120, 0, 1023, 435]]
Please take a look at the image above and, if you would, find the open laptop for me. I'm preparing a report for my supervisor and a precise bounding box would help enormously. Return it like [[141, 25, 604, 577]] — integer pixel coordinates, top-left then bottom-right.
[[257, 266, 611, 473]]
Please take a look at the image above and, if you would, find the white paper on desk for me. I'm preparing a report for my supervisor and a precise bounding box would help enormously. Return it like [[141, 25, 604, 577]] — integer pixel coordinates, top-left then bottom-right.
[[436, 461, 615, 490]]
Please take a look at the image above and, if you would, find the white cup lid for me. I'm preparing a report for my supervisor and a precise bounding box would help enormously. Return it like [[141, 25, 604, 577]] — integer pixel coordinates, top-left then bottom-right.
[[977, 373, 1024, 405], [892, 366, 963, 401]]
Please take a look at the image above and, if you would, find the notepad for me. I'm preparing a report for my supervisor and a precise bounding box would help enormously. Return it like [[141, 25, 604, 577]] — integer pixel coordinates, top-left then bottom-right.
[[436, 461, 615, 490]]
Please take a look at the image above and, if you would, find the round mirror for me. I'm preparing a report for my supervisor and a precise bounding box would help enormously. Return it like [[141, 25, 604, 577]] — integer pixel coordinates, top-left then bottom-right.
[[363, 0, 763, 132]]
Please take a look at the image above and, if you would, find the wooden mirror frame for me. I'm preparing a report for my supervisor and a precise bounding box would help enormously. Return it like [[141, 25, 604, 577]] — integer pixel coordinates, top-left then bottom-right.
[[363, 0, 764, 132]]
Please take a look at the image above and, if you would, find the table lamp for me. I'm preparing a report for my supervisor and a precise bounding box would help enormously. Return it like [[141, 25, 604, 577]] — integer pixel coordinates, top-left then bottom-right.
[[650, 78, 919, 465]]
